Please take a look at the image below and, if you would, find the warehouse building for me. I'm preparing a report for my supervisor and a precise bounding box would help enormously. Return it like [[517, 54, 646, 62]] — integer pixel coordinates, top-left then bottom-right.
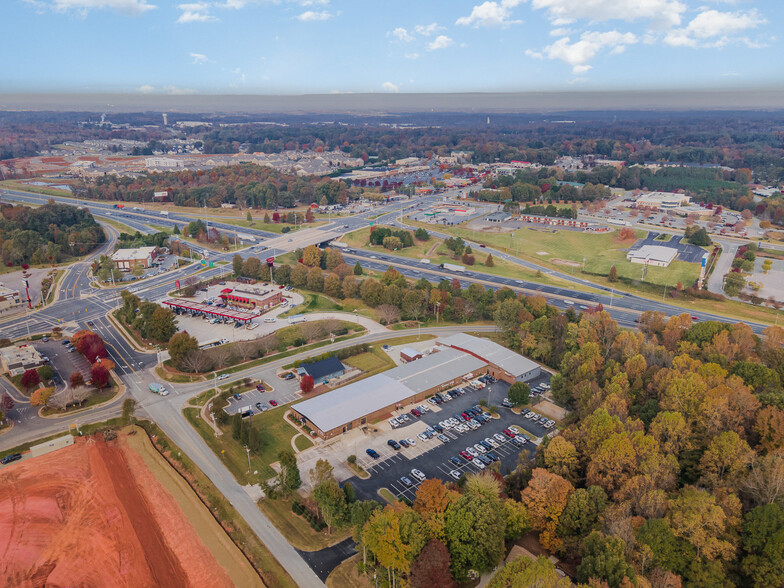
[[626, 245, 678, 267], [436, 333, 541, 383], [399, 347, 423, 363], [291, 335, 539, 439]]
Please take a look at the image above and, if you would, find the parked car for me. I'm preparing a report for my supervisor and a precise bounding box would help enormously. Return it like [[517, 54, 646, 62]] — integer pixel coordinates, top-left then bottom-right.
[[399, 439, 410, 448], [459, 450, 473, 460], [438, 434, 449, 443], [256, 384, 265, 391], [400, 476, 413, 487], [366, 448, 380, 459], [450, 456, 463, 466], [388, 440, 401, 450], [411, 468, 426, 481], [1, 453, 22, 465], [233, 393, 242, 400], [449, 470, 462, 480], [269, 399, 278, 407]]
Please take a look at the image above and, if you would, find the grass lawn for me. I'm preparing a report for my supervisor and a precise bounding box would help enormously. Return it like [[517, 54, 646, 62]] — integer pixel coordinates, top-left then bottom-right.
[[257, 498, 351, 551], [326, 555, 372, 588], [278, 291, 377, 320], [342, 225, 600, 293], [184, 403, 307, 483], [189, 389, 218, 407], [40, 386, 116, 416], [440, 224, 702, 288], [374, 334, 437, 346], [294, 434, 313, 452], [0, 179, 73, 198], [347, 461, 370, 479], [98, 216, 142, 235], [344, 350, 394, 373], [377, 488, 397, 504]]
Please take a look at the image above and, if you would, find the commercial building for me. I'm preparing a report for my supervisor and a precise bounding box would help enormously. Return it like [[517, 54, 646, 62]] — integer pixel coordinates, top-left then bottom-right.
[[436, 333, 541, 383], [486, 211, 512, 223], [217, 287, 282, 313], [298, 356, 345, 385], [111, 246, 157, 272], [399, 348, 423, 363], [291, 335, 539, 439], [0, 344, 44, 376], [0, 285, 23, 312], [633, 192, 692, 210], [626, 245, 678, 267]]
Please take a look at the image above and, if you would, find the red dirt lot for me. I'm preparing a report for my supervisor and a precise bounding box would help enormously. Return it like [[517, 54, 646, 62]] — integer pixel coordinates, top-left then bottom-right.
[[0, 435, 233, 588]]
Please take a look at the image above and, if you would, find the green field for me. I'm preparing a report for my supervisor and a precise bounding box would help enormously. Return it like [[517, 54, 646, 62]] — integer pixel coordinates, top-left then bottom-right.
[[184, 404, 311, 483], [423, 223, 702, 289], [341, 225, 599, 292], [343, 350, 394, 373]]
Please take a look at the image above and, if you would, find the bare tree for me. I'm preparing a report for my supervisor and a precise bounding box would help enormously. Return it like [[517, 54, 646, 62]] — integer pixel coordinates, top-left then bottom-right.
[[256, 334, 279, 356], [301, 321, 325, 342], [236, 341, 253, 362], [377, 304, 401, 324], [72, 386, 92, 406], [210, 346, 233, 369], [181, 351, 211, 374], [744, 452, 784, 506], [49, 393, 69, 412]]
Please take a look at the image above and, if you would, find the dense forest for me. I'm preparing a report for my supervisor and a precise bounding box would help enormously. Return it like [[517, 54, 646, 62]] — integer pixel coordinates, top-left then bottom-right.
[[180, 248, 784, 586], [0, 201, 105, 266], [71, 164, 351, 209]]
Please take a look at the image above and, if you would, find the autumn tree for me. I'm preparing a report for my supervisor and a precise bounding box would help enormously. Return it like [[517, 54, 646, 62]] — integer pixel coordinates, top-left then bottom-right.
[[543, 436, 580, 484], [445, 491, 506, 581], [668, 486, 735, 561], [30, 387, 53, 407], [363, 507, 411, 586], [413, 478, 457, 540], [608, 264, 618, 282], [90, 364, 110, 388], [20, 369, 40, 391], [300, 374, 314, 394], [487, 556, 571, 588], [520, 468, 574, 551], [485, 253, 494, 267], [278, 449, 301, 492], [557, 486, 609, 554], [302, 244, 322, 267]]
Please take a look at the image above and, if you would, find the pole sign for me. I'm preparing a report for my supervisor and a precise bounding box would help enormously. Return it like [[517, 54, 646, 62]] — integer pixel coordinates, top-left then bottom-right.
[[266, 257, 275, 266], [175, 280, 181, 290]]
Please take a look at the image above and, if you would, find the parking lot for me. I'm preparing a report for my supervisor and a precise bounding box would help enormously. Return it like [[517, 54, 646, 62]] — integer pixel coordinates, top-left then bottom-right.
[[630, 232, 707, 264], [222, 377, 301, 416], [345, 374, 555, 502], [35, 338, 92, 388]]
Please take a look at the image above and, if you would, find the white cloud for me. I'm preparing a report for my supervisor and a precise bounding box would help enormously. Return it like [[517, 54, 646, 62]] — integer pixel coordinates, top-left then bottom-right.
[[297, 10, 332, 21], [382, 81, 400, 93], [530, 30, 638, 72], [415, 23, 442, 36], [190, 52, 209, 64], [529, 0, 687, 28], [163, 85, 197, 95], [176, 2, 216, 23], [664, 9, 765, 47], [404, 52, 420, 60], [49, 0, 156, 16], [456, 0, 523, 28], [137, 84, 156, 93], [428, 35, 454, 50], [390, 27, 414, 42]]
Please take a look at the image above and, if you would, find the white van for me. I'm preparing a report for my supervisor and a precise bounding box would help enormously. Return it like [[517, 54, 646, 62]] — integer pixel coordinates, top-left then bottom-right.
[[264, 317, 276, 323]]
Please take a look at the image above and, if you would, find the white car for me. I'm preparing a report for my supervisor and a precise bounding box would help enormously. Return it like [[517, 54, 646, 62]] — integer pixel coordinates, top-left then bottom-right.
[[418, 433, 429, 442], [449, 469, 462, 480], [217, 374, 229, 380], [411, 468, 426, 481], [468, 420, 480, 430], [406, 437, 417, 446], [466, 447, 479, 458], [473, 443, 487, 454], [398, 414, 410, 422], [494, 433, 506, 443], [473, 459, 486, 470], [418, 404, 429, 412], [439, 420, 450, 430], [525, 412, 536, 419], [389, 418, 400, 428], [485, 437, 499, 448], [510, 425, 524, 435]]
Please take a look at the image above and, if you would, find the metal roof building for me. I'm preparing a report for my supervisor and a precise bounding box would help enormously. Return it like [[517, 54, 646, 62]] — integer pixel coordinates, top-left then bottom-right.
[[437, 333, 541, 382], [389, 348, 485, 394], [293, 374, 416, 436]]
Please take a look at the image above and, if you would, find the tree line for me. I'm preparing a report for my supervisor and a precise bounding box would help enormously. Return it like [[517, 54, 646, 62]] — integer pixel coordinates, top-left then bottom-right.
[[0, 201, 105, 267]]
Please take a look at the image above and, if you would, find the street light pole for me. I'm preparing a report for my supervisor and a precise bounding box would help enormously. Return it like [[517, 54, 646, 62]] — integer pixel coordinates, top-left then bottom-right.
[[246, 446, 251, 473]]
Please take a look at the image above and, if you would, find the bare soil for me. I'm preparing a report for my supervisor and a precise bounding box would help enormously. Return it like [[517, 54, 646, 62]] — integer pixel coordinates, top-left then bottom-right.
[[550, 258, 581, 268], [0, 433, 238, 587]]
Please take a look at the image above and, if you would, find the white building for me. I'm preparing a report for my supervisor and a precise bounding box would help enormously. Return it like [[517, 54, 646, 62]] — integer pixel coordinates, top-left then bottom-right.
[[626, 245, 678, 267], [111, 246, 157, 271], [0, 344, 44, 376], [0, 284, 22, 312], [634, 192, 692, 210]]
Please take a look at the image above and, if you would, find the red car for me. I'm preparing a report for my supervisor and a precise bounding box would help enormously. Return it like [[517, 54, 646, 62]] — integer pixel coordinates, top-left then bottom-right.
[[269, 399, 278, 407], [279, 285, 285, 289], [256, 384, 265, 391], [461, 413, 470, 421], [503, 429, 516, 438], [459, 450, 473, 461], [410, 409, 421, 417]]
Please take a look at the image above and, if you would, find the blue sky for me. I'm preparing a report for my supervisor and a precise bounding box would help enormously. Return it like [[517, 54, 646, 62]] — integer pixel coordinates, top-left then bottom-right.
[[4, 0, 782, 94]]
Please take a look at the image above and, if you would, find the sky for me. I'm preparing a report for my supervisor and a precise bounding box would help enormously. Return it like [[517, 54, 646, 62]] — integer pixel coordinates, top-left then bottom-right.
[[3, 0, 782, 95]]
